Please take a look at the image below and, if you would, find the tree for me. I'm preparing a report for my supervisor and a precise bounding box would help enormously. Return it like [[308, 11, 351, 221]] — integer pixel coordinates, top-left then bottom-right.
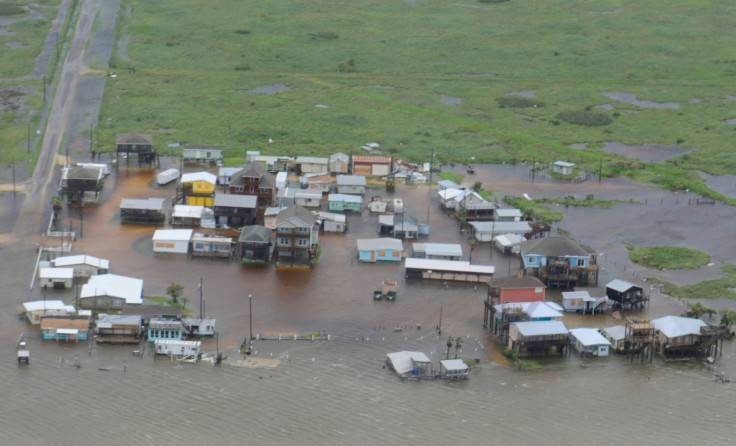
[[472, 181, 483, 193], [180, 296, 189, 310], [446, 336, 453, 359], [454, 336, 463, 359], [720, 310, 736, 328], [166, 282, 184, 303]]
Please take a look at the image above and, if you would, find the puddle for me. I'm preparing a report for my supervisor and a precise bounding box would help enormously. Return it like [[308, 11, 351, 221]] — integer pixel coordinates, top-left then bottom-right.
[[0, 28, 15, 35], [572, 141, 693, 162], [602, 92, 679, 109], [697, 171, 736, 199], [440, 95, 462, 105], [5, 42, 26, 48], [245, 84, 291, 95], [509, 90, 536, 98], [722, 118, 736, 124], [594, 103, 614, 110], [588, 9, 623, 15], [314, 104, 329, 108]]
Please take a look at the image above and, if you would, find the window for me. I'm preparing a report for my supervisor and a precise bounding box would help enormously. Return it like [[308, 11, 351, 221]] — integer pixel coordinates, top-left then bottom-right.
[[297, 227, 309, 233], [378, 251, 386, 257], [260, 188, 269, 194], [297, 238, 308, 247], [392, 251, 401, 257], [278, 238, 291, 246], [249, 186, 255, 194], [234, 186, 244, 193], [277, 227, 291, 234]]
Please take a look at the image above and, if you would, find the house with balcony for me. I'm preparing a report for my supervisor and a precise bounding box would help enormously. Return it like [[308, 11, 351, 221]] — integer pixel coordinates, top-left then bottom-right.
[[213, 193, 257, 227], [274, 205, 319, 266], [116, 133, 155, 165], [238, 225, 272, 262], [182, 145, 223, 166], [520, 237, 599, 288]]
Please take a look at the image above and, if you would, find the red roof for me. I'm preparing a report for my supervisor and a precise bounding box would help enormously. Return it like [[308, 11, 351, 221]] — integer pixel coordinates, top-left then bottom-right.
[[352, 155, 391, 164]]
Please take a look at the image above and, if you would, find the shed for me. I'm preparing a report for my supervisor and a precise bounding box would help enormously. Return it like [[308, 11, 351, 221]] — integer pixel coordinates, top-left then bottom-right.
[[336, 175, 367, 195], [329, 152, 349, 174], [50, 254, 110, 278], [552, 161, 576, 175], [314, 211, 347, 233], [170, 205, 205, 226], [39, 267, 74, 288], [440, 359, 469, 380], [120, 197, 166, 224], [494, 233, 523, 254], [191, 233, 233, 258], [603, 326, 626, 353], [569, 328, 611, 356], [295, 156, 329, 174], [357, 238, 403, 262], [386, 351, 432, 379], [295, 190, 322, 208], [153, 229, 193, 254]]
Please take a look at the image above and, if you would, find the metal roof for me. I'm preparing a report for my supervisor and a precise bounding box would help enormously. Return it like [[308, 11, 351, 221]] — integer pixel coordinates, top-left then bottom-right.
[[353, 155, 391, 163], [470, 221, 532, 234], [153, 229, 193, 241], [570, 328, 611, 347], [23, 300, 74, 312], [440, 359, 469, 372], [51, 254, 110, 270], [97, 314, 142, 328], [653, 315, 707, 338], [357, 238, 403, 252], [296, 156, 329, 164], [81, 274, 143, 304], [603, 326, 626, 341], [525, 301, 563, 319], [120, 197, 165, 211], [39, 267, 74, 279], [521, 237, 596, 257], [214, 194, 257, 209], [386, 351, 431, 375], [238, 225, 272, 243], [412, 243, 463, 257], [513, 320, 568, 336], [328, 193, 362, 204], [172, 205, 204, 218], [495, 208, 523, 217], [562, 291, 595, 302], [606, 279, 640, 293], [180, 171, 217, 184], [404, 258, 494, 275], [336, 175, 366, 186]]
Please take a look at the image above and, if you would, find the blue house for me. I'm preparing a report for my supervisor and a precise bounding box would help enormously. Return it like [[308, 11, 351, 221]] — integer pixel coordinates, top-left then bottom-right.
[[520, 237, 598, 288], [357, 238, 404, 262], [40, 316, 90, 342], [147, 318, 183, 342], [328, 193, 363, 212]]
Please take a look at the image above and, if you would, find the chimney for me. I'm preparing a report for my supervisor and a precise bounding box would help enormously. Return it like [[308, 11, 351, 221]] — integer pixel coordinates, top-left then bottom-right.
[[516, 269, 524, 279]]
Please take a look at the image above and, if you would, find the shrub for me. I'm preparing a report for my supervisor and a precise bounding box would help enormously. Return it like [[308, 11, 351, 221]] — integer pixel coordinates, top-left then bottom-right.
[[308, 31, 338, 40], [496, 96, 545, 108], [338, 58, 356, 72], [234, 62, 251, 71], [556, 110, 611, 126], [234, 29, 251, 35], [0, 4, 25, 16]]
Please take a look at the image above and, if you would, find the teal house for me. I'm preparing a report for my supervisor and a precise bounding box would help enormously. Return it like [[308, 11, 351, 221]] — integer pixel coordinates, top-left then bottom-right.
[[357, 238, 403, 263], [148, 318, 183, 342], [328, 193, 363, 212]]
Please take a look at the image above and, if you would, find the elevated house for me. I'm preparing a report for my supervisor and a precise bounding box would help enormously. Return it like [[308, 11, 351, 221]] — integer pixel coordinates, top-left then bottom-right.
[[178, 172, 217, 207], [461, 201, 496, 221], [520, 237, 599, 288], [411, 243, 463, 260], [50, 254, 110, 280], [562, 290, 610, 314], [404, 258, 493, 283], [182, 145, 223, 166], [652, 315, 728, 360], [120, 198, 166, 224], [454, 190, 487, 214], [153, 229, 193, 254], [352, 155, 391, 177], [487, 271, 546, 306], [191, 233, 233, 259], [238, 225, 273, 262], [329, 152, 349, 174], [229, 162, 277, 211], [489, 301, 563, 343], [440, 359, 469, 381], [300, 173, 332, 194], [295, 156, 329, 174], [625, 318, 657, 361], [95, 314, 142, 344], [328, 193, 363, 212], [213, 193, 257, 227], [437, 180, 459, 191], [357, 238, 403, 262], [336, 175, 366, 195], [62, 165, 104, 202], [23, 300, 76, 325], [80, 274, 143, 311], [469, 221, 532, 242], [116, 133, 155, 165], [437, 188, 467, 210], [274, 205, 319, 266], [569, 328, 611, 357], [148, 318, 183, 342], [605, 279, 648, 311], [508, 320, 570, 358], [40, 316, 90, 342]]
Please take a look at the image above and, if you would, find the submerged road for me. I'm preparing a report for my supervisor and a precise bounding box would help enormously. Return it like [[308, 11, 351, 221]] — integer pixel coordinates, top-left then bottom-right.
[[9, 0, 100, 248]]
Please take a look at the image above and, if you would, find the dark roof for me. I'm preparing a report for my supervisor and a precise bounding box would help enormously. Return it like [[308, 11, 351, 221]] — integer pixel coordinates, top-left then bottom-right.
[[521, 237, 596, 257], [276, 205, 315, 226], [67, 166, 103, 181], [230, 162, 276, 188], [238, 225, 272, 243], [116, 133, 153, 145], [488, 274, 545, 289]]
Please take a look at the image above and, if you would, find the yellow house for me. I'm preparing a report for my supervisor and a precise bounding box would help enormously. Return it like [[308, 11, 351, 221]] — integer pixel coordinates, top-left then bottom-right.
[[180, 171, 217, 207]]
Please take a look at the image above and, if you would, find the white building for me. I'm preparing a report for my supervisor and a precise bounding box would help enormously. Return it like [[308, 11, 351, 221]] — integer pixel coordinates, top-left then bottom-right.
[[50, 254, 110, 278], [39, 267, 74, 288], [411, 243, 463, 260], [569, 328, 611, 356], [23, 300, 76, 325], [153, 229, 193, 254]]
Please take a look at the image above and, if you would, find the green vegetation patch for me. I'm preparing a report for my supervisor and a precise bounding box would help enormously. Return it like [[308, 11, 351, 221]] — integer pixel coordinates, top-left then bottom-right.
[[627, 245, 710, 270], [505, 196, 563, 223], [497, 96, 545, 108], [0, 4, 26, 16], [538, 194, 618, 209], [556, 110, 611, 127]]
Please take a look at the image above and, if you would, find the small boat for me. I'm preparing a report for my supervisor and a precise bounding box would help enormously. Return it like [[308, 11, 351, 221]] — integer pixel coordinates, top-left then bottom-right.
[[466, 166, 475, 174]]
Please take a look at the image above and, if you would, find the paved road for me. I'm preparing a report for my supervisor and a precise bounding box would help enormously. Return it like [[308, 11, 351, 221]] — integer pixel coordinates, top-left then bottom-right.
[[10, 0, 100, 247]]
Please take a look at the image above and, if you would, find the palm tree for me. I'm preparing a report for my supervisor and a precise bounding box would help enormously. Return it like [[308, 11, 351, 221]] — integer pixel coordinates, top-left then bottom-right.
[[446, 336, 453, 360], [454, 337, 463, 359]]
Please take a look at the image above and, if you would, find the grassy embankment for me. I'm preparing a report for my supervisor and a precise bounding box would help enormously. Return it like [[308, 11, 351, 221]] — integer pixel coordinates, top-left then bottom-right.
[[78, 0, 736, 203]]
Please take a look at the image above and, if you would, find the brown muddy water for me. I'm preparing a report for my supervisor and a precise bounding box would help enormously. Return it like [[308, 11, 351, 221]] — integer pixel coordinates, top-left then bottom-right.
[[1, 163, 735, 444]]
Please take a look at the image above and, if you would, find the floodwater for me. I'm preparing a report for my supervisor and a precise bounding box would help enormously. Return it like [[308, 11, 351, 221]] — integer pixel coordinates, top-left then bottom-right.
[[602, 92, 680, 109], [2, 163, 736, 444], [570, 141, 692, 162]]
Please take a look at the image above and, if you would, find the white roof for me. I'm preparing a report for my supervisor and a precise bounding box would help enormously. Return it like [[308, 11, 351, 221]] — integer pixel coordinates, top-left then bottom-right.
[[437, 188, 466, 200], [23, 300, 74, 312], [437, 180, 459, 189], [495, 301, 563, 317], [56, 328, 80, 335], [386, 351, 431, 375], [606, 279, 639, 293], [154, 339, 201, 347], [495, 208, 523, 218], [562, 290, 596, 302], [81, 274, 143, 304], [295, 190, 322, 199], [653, 315, 707, 338], [494, 233, 523, 246], [357, 238, 403, 252], [603, 326, 626, 341], [314, 211, 346, 223], [218, 167, 242, 177], [97, 314, 142, 328], [296, 156, 328, 164], [153, 229, 193, 242], [265, 206, 288, 216], [404, 258, 494, 275], [39, 267, 74, 279], [336, 175, 366, 186], [328, 193, 362, 204], [180, 171, 217, 185], [554, 161, 576, 167], [570, 328, 611, 347], [412, 243, 463, 257], [121, 197, 165, 211], [51, 254, 110, 270], [513, 320, 568, 336], [469, 221, 532, 234], [440, 359, 469, 372], [378, 214, 394, 226], [172, 205, 204, 218]]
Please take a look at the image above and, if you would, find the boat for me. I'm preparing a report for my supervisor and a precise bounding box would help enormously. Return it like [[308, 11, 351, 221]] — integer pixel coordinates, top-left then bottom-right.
[[466, 165, 475, 174]]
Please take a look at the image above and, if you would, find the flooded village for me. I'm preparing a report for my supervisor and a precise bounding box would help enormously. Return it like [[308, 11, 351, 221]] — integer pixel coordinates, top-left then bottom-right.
[[3, 146, 736, 443]]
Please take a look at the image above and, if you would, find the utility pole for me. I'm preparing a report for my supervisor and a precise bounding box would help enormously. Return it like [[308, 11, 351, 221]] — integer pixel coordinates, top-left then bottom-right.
[[12, 161, 16, 196], [27, 120, 31, 153], [531, 159, 536, 183], [90, 120, 93, 153], [599, 159, 603, 183], [249, 294, 253, 340], [42, 75, 46, 104], [437, 304, 442, 335], [429, 148, 434, 183]]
